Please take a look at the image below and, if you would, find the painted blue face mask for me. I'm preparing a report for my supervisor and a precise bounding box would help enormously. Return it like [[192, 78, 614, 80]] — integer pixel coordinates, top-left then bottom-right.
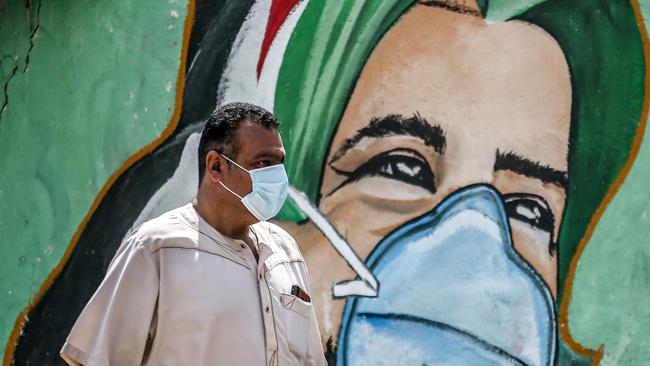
[[289, 184, 556, 366], [218, 153, 289, 221]]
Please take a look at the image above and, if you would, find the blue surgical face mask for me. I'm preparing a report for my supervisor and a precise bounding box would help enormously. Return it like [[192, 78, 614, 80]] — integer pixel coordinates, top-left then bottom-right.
[[288, 184, 557, 366], [218, 153, 288, 221]]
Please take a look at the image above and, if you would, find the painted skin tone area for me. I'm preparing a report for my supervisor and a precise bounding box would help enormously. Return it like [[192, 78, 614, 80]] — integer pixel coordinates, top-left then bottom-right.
[[281, 4, 571, 345]]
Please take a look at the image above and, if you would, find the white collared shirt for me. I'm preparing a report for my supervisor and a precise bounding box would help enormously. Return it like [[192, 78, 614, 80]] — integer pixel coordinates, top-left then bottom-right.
[[60, 203, 325, 366]]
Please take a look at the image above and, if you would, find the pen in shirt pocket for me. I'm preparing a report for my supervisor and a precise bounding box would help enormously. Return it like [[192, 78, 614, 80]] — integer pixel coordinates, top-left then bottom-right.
[[291, 284, 311, 303]]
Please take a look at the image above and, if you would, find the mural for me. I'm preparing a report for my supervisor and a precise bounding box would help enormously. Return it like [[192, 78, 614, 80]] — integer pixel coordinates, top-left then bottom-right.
[[1, 0, 649, 365]]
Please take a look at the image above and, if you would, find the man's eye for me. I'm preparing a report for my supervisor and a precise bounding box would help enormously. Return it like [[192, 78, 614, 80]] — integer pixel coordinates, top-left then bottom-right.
[[332, 149, 435, 193], [503, 193, 555, 234], [255, 160, 272, 168]]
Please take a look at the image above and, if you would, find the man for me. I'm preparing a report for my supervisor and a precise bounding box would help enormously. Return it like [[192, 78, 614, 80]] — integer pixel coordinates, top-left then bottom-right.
[[60, 102, 325, 365]]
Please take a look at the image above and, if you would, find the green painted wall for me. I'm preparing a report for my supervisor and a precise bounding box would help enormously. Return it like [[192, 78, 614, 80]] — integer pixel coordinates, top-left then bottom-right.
[[0, 0, 187, 354], [567, 4, 650, 365], [568, 114, 650, 365]]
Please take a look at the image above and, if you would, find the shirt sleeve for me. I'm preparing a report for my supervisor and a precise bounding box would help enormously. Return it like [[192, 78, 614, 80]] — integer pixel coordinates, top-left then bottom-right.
[[60, 236, 159, 366]]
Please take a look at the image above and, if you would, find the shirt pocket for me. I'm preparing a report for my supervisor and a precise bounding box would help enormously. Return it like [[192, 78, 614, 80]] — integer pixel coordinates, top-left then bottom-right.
[[280, 293, 312, 359]]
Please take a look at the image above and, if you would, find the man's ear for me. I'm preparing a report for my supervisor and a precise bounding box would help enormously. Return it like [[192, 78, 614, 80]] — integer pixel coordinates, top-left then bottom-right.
[[205, 151, 223, 183]]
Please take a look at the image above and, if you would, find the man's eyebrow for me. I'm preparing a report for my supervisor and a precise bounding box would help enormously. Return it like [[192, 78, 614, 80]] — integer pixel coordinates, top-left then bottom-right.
[[494, 150, 568, 189], [252, 149, 285, 161], [330, 113, 446, 163]]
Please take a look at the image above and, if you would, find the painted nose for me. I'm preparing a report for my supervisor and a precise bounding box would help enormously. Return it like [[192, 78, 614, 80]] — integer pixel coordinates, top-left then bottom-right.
[[337, 184, 556, 366]]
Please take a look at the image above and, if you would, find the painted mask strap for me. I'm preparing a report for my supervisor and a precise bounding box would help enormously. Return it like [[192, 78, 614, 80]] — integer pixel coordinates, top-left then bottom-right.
[[287, 186, 379, 298]]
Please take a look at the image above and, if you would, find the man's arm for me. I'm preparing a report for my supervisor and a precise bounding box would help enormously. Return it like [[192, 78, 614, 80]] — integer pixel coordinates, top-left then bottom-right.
[[60, 236, 159, 366]]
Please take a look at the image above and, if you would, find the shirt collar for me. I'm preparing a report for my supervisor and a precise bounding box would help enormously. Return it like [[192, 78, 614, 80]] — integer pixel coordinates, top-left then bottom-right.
[[180, 203, 271, 256]]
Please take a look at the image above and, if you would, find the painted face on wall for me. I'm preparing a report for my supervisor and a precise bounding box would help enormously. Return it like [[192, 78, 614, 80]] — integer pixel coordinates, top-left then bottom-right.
[[286, 2, 571, 350]]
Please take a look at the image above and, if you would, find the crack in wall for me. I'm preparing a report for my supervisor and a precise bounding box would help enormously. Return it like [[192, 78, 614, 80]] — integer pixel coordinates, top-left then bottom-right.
[[23, 0, 41, 73], [1, 57, 19, 123], [0, 0, 41, 125]]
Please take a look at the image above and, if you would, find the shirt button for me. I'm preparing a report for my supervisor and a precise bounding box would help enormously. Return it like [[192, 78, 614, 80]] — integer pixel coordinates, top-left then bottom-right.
[[240, 244, 246, 249], [265, 306, 270, 313], [258, 274, 262, 281]]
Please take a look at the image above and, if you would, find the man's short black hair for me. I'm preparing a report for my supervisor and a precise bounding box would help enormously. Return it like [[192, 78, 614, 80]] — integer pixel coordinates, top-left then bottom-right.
[[198, 102, 280, 182]]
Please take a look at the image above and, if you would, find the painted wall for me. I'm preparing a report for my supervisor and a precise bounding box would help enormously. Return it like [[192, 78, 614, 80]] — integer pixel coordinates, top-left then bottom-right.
[[0, 0, 189, 363], [1, 0, 649, 365]]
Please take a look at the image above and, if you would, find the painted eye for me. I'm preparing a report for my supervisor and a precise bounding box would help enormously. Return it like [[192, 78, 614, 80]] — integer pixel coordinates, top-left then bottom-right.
[[332, 149, 435, 193], [503, 193, 555, 234]]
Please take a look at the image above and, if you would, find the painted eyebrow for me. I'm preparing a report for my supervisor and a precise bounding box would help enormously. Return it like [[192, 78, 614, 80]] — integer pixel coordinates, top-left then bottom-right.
[[418, 0, 482, 18], [330, 113, 446, 163], [494, 150, 568, 189]]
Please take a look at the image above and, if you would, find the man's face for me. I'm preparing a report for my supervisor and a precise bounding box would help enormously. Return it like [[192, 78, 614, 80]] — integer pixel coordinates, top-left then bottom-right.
[[217, 120, 285, 220], [283, 4, 571, 341]]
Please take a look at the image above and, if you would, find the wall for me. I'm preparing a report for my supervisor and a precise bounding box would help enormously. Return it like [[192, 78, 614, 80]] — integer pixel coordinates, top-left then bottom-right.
[[0, 0, 188, 363], [1, 0, 649, 365]]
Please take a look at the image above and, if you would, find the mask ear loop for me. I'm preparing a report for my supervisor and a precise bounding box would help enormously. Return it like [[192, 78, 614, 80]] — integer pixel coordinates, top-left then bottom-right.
[[217, 151, 250, 173], [287, 186, 379, 298], [215, 151, 249, 200], [219, 181, 244, 200]]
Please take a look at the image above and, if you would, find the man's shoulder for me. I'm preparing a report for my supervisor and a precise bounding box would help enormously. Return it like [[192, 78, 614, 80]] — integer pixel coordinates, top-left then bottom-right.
[[129, 204, 197, 253], [255, 221, 304, 263]]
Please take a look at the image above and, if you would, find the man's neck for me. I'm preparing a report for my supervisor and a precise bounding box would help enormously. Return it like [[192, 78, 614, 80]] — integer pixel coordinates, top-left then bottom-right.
[[193, 191, 250, 241]]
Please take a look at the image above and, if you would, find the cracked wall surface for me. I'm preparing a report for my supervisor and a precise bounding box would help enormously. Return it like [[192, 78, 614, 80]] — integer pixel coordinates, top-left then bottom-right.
[[0, 1, 37, 123], [0, 0, 187, 359]]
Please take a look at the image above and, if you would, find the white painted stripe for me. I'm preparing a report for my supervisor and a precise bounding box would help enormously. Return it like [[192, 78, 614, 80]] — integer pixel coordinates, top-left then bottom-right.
[[287, 186, 379, 298]]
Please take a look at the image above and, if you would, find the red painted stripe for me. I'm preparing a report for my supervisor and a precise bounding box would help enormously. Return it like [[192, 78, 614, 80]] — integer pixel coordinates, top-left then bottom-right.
[[257, 0, 300, 79]]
